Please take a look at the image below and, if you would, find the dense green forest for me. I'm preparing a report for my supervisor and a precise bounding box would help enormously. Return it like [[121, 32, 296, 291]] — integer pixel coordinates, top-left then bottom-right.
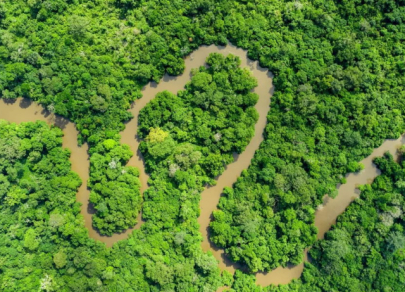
[[229, 153, 405, 291], [89, 138, 141, 235], [0, 53, 258, 291], [138, 53, 258, 176], [1, 0, 405, 291], [2, 121, 403, 291], [135, 51, 258, 253], [209, 0, 405, 271], [0, 120, 224, 291], [0, 120, 93, 291]]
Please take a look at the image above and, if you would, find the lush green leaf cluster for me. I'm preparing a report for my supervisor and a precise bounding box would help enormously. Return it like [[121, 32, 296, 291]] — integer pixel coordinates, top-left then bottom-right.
[[88, 138, 141, 236]]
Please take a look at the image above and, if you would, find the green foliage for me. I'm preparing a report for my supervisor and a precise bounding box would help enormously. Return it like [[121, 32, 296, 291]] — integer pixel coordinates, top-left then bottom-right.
[[53, 250, 67, 269], [0, 121, 224, 291], [138, 53, 259, 158], [88, 138, 141, 235], [137, 52, 258, 235], [0, 120, 98, 291], [210, 0, 405, 271], [144, 127, 176, 159], [231, 153, 405, 291], [2, 0, 405, 290]]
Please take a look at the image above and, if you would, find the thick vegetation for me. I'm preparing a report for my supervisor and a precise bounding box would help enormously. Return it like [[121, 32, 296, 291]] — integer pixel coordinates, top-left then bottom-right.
[[137, 52, 258, 232], [0, 121, 224, 291], [1, 0, 405, 290], [209, 0, 405, 271], [229, 152, 405, 291], [138, 53, 258, 176], [88, 138, 141, 235], [0, 51, 258, 291], [0, 120, 92, 291]]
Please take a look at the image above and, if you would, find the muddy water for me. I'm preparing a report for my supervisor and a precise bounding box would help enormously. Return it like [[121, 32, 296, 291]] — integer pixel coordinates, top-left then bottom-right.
[[315, 135, 405, 239], [1, 44, 405, 288]]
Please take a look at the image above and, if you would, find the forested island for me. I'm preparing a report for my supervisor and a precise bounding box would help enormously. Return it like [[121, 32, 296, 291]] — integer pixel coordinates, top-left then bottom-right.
[[1, 0, 405, 291]]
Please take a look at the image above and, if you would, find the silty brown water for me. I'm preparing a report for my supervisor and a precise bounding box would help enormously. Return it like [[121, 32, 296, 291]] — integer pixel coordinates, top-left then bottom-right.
[[1, 44, 404, 287]]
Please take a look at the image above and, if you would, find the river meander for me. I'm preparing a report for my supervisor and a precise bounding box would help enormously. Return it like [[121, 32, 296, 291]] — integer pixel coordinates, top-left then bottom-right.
[[1, 44, 404, 287]]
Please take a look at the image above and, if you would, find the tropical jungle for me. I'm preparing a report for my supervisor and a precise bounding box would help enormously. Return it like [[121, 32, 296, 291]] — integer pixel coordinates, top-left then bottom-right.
[[0, 0, 405, 291]]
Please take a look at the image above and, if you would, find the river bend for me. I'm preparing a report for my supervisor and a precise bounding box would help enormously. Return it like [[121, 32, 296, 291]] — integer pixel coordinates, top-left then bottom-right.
[[1, 44, 404, 287]]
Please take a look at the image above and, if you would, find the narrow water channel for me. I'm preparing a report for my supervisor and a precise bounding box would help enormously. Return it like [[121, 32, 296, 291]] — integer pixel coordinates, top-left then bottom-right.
[[254, 134, 405, 286], [1, 44, 404, 287], [0, 98, 91, 234]]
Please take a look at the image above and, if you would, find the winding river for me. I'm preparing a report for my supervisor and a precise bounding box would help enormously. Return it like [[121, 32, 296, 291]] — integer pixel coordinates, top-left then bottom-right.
[[1, 44, 404, 287]]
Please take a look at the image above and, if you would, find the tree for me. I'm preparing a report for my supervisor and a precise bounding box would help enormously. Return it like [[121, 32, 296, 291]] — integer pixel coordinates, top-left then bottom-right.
[[146, 127, 169, 143], [146, 262, 174, 286], [24, 228, 39, 251], [145, 128, 176, 159], [53, 250, 67, 269], [68, 15, 88, 38]]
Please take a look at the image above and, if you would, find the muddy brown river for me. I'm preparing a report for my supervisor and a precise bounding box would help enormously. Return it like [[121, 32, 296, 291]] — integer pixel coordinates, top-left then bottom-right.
[[1, 44, 404, 287]]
